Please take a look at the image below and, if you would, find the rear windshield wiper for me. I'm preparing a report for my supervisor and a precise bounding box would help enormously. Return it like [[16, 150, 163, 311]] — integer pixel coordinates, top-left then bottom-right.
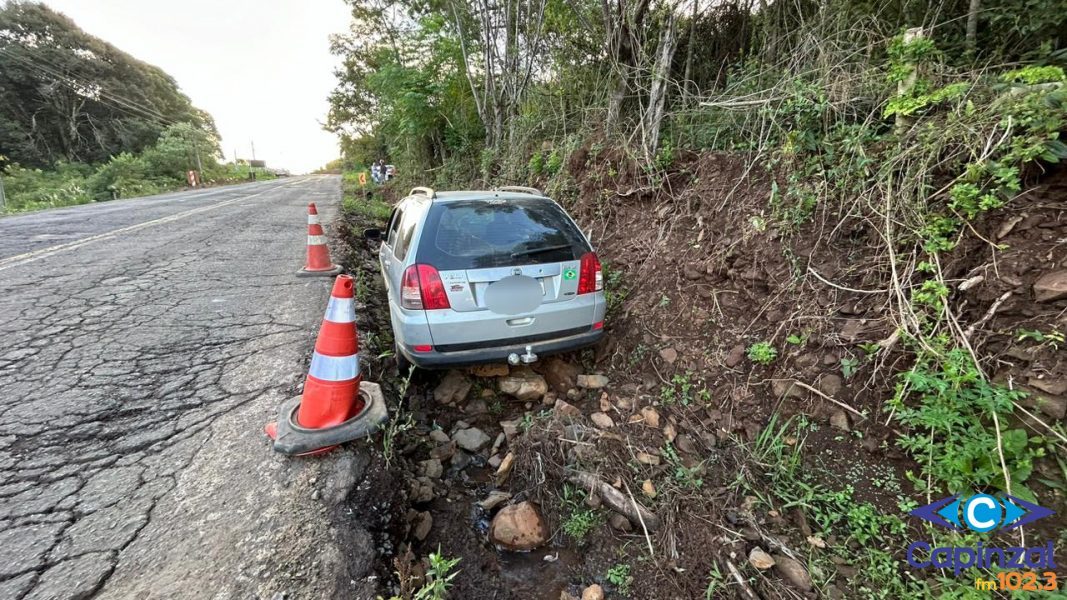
[[511, 244, 571, 258]]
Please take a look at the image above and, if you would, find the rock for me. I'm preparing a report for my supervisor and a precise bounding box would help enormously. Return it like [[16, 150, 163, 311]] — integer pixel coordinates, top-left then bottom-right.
[[773, 554, 813, 591], [420, 459, 443, 479], [491, 432, 506, 454], [642, 479, 656, 498], [682, 262, 704, 281], [616, 396, 634, 411], [451, 450, 473, 471], [577, 374, 609, 389], [749, 547, 776, 570], [500, 419, 520, 441], [489, 501, 549, 551], [471, 363, 510, 377], [830, 411, 850, 432], [581, 584, 605, 600], [599, 393, 611, 412], [542, 357, 581, 393], [1033, 271, 1067, 302], [1028, 377, 1067, 397], [725, 344, 745, 368], [663, 422, 677, 442], [636, 451, 660, 466], [429, 429, 450, 444], [429, 441, 455, 461], [818, 373, 843, 397], [554, 398, 582, 418], [499, 371, 549, 402], [434, 370, 471, 404], [464, 398, 489, 416], [609, 513, 633, 532], [1019, 392, 1067, 420], [590, 412, 614, 429], [488, 454, 503, 468], [675, 434, 696, 454], [567, 388, 581, 400], [496, 452, 515, 485], [840, 319, 865, 342], [659, 347, 678, 364], [640, 407, 660, 428], [478, 491, 512, 511], [771, 379, 806, 399], [413, 511, 433, 541], [453, 428, 492, 452], [585, 493, 602, 509]]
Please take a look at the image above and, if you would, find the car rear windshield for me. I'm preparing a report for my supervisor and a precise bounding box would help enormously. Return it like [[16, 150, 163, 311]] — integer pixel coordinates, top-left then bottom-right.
[[416, 198, 590, 270]]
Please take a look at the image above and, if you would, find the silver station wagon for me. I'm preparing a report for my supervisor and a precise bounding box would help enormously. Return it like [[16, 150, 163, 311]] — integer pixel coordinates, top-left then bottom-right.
[[365, 186, 605, 369]]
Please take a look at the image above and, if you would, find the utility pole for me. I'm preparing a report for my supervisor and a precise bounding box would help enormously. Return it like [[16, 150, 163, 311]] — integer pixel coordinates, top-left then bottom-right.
[[0, 173, 6, 212], [250, 139, 256, 161]]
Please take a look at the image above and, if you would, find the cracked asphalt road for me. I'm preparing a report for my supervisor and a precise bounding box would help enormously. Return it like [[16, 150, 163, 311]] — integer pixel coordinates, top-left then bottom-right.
[[0, 176, 376, 599]]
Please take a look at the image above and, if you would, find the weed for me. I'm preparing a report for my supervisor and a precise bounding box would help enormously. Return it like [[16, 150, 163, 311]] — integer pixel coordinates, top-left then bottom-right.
[[560, 484, 601, 543], [657, 294, 671, 308], [528, 151, 544, 175], [545, 149, 563, 175], [1016, 328, 1065, 350], [889, 347, 1041, 499], [628, 343, 649, 368], [704, 563, 725, 599], [605, 563, 632, 595], [840, 357, 859, 379], [747, 341, 777, 364], [603, 265, 628, 316], [412, 547, 461, 600], [664, 442, 703, 488], [786, 333, 807, 346], [382, 367, 416, 467]]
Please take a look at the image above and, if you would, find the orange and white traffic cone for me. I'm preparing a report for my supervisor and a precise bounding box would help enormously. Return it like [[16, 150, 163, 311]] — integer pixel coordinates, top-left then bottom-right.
[[297, 203, 342, 277], [265, 275, 387, 455]]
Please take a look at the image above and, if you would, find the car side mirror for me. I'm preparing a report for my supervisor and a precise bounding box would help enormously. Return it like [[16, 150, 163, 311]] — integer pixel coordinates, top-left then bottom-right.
[[364, 228, 382, 241]]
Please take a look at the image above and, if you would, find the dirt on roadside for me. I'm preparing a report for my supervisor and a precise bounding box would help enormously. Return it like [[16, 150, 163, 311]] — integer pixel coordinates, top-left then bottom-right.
[[328, 153, 1067, 599]]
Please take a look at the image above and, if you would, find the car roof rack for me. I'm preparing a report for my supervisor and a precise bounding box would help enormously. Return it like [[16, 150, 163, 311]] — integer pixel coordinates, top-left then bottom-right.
[[495, 186, 543, 196], [410, 186, 436, 199]]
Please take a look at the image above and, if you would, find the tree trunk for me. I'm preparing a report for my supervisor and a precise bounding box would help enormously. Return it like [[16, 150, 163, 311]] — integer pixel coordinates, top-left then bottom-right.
[[643, 11, 678, 158], [682, 0, 698, 98], [965, 0, 980, 56]]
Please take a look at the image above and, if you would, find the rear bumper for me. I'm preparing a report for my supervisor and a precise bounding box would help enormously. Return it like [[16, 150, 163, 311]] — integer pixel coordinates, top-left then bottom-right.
[[399, 327, 604, 369]]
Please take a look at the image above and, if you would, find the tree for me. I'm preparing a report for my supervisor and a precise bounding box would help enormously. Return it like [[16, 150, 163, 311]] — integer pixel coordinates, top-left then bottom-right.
[[0, 1, 216, 168]]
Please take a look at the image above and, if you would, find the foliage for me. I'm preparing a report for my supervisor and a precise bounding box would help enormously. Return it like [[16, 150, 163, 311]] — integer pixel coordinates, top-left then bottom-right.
[[0, 2, 216, 168], [746, 341, 777, 364], [748, 416, 927, 597], [1, 121, 239, 213], [412, 548, 461, 600], [560, 484, 601, 543], [605, 563, 632, 595], [889, 347, 1043, 499]]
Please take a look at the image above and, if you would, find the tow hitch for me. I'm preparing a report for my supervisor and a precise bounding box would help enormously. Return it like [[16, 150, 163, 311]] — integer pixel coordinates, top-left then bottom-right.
[[508, 344, 538, 365]]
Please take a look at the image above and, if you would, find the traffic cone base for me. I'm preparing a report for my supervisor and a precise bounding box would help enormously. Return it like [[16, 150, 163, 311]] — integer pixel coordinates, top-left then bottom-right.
[[265, 383, 388, 456]]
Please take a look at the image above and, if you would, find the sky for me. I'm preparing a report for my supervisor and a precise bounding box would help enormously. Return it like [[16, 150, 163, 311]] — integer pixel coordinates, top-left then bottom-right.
[[40, 0, 353, 174]]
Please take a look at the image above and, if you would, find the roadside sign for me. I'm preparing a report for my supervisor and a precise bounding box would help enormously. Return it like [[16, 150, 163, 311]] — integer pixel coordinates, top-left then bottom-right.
[[358, 172, 367, 186]]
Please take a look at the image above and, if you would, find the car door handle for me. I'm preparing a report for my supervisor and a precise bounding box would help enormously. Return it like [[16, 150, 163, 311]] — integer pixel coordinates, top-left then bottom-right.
[[506, 317, 534, 327]]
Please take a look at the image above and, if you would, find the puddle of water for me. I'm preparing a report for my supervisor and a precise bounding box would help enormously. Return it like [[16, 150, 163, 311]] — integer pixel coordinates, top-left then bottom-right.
[[496, 546, 580, 600]]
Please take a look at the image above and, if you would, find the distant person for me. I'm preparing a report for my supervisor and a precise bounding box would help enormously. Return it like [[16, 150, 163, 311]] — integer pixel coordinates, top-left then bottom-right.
[[376, 159, 387, 184], [371, 161, 382, 184]]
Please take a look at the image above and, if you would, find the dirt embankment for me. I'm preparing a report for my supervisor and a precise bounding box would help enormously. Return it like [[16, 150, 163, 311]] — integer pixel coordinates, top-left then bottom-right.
[[331, 152, 1066, 599]]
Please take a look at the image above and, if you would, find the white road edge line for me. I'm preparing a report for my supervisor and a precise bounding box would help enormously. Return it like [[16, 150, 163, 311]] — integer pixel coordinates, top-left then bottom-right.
[[0, 178, 309, 272]]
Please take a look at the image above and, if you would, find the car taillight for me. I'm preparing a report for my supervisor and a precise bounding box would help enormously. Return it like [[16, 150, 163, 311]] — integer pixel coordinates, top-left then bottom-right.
[[401, 264, 451, 310], [578, 252, 602, 294]]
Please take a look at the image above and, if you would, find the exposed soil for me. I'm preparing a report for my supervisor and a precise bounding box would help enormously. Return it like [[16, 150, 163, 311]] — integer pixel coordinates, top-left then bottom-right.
[[330, 150, 1067, 599]]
